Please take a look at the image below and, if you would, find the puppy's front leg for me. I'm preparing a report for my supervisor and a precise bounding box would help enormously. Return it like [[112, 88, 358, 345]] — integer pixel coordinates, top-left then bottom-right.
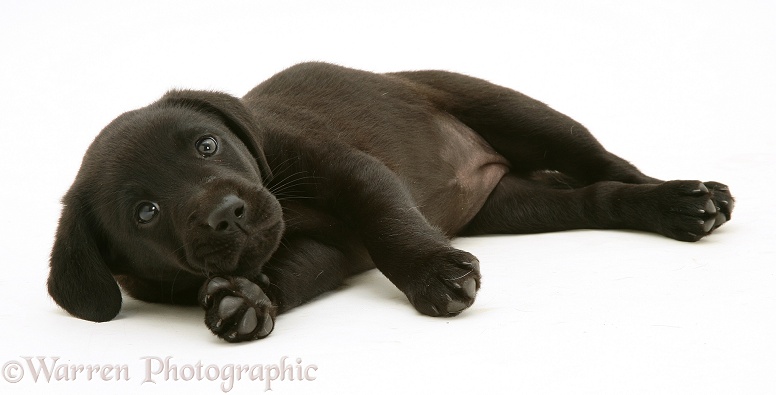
[[267, 137, 482, 317]]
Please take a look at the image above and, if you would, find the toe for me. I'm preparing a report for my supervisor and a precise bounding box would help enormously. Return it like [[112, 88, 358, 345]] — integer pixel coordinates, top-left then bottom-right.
[[445, 298, 468, 315], [234, 277, 268, 302], [714, 212, 727, 229], [200, 277, 231, 307], [702, 218, 715, 233], [703, 200, 716, 214], [237, 307, 258, 335], [691, 182, 709, 195], [461, 277, 477, 299], [218, 296, 243, 319], [256, 315, 274, 338]]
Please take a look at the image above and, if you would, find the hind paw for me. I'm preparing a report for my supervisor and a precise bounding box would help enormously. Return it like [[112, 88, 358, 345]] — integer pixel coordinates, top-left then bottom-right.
[[703, 181, 734, 230], [654, 180, 734, 242]]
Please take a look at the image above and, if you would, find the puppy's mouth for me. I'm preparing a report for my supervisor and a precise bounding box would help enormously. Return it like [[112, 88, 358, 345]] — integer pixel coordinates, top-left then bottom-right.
[[191, 235, 248, 273], [184, 217, 283, 276]]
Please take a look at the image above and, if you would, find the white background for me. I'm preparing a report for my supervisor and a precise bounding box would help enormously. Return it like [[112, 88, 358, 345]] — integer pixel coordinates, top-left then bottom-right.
[[1, 1, 775, 394]]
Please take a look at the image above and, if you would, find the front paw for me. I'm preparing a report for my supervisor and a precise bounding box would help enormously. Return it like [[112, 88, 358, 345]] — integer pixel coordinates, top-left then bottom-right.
[[404, 249, 481, 317], [199, 276, 276, 343]]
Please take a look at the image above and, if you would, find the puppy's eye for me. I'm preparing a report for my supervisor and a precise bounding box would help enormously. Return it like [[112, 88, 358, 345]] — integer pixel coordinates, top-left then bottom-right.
[[136, 201, 160, 224], [195, 136, 218, 157]]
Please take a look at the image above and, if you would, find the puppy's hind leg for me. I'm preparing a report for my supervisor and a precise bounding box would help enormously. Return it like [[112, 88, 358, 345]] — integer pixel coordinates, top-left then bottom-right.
[[394, 70, 661, 185], [461, 174, 731, 241]]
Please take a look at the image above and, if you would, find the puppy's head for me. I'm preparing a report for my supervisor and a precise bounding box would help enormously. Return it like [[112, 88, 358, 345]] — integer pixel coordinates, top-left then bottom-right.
[[48, 90, 283, 322]]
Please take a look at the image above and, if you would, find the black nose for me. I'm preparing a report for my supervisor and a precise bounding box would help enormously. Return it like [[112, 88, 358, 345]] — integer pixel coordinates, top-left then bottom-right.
[[207, 195, 247, 232]]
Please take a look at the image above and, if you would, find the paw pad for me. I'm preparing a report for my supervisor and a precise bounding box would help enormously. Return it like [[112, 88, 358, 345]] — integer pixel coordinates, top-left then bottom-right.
[[199, 276, 276, 342]]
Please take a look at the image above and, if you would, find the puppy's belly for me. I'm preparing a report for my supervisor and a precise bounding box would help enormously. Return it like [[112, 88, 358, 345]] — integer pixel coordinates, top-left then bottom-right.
[[412, 114, 510, 235]]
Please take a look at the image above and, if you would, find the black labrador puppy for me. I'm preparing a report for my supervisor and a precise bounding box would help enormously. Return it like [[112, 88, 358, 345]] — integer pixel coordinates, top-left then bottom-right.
[[48, 62, 734, 342]]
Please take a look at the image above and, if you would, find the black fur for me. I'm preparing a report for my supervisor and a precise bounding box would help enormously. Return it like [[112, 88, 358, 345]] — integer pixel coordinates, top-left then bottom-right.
[[48, 62, 734, 342]]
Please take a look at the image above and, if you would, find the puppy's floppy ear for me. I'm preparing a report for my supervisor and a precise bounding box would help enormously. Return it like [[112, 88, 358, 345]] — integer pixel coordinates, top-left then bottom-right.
[[48, 191, 122, 322], [160, 90, 274, 180]]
